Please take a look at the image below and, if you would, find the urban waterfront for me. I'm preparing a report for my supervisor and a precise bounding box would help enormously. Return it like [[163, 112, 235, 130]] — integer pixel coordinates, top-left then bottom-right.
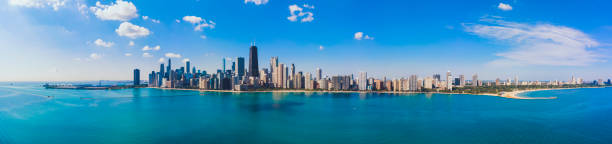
[[1, 83, 612, 144]]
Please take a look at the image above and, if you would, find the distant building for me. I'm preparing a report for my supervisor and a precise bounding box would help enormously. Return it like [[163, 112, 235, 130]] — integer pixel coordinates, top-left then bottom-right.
[[358, 72, 367, 90], [133, 69, 140, 85], [248, 44, 259, 77], [316, 68, 322, 80], [235, 57, 245, 78]]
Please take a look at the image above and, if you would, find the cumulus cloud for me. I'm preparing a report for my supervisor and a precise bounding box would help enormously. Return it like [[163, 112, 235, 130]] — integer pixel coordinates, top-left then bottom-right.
[[142, 15, 160, 23], [165, 53, 181, 58], [182, 16, 215, 31], [8, 0, 66, 11], [464, 18, 602, 66], [142, 45, 160, 51], [354, 32, 374, 40], [115, 22, 150, 39], [142, 52, 152, 58], [128, 41, 134, 46], [93, 38, 114, 47], [124, 53, 132, 56], [89, 0, 138, 21], [89, 53, 102, 60], [319, 45, 324, 51], [497, 3, 512, 11], [287, 4, 314, 23], [244, 0, 268, 5]]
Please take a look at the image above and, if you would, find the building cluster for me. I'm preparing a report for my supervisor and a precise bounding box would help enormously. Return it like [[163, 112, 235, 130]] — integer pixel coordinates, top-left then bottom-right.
[[138, 44, 611, 91]]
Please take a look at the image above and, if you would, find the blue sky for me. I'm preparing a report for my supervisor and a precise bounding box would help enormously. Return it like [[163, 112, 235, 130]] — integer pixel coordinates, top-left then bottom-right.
[[1, 0, 611, 81]]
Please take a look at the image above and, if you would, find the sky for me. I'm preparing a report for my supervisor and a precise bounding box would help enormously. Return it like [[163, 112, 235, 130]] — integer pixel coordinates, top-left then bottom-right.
[[1, 0, 611, 81]]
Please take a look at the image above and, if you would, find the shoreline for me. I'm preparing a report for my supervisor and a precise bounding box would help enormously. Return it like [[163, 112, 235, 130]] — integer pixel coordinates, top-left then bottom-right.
[[153, 87, 607, 99]]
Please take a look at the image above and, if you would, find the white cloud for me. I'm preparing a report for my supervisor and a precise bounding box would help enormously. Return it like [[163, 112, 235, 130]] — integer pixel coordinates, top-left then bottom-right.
[[287, 4, 314, 23], [158, 58, 165, 63], [128, 41, 134, 46], [182, 16, 203, 24], [319, 45, 324, 51], [8, 0, 66, 11], [497, 3, 512, 11], [142, 52, 152, 58], [89, 53, 102, 60], [142, 15, 160, 23], [89, 0, 138, 21], [165, 53, 181, 58], [354, 32, 374, 40], [182, 58, 190, 63], [124, 53, 132, 56], [244, 0, 268, 5], [115, 22, 150, 39], [183, 16, 215, 31], [93, 38, 114, 47], [200, 35, 207, 39], [464, 18, 601, 66], [142, 45, 160, 51], [77, 2, 88, 16]]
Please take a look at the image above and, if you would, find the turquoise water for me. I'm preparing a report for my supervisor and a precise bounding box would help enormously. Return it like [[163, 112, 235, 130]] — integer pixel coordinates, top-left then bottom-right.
[[1, 83, 612, 144]]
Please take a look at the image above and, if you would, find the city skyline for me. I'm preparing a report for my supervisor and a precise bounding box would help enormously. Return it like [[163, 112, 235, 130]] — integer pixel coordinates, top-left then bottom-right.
[[2, 0, 612, 81]]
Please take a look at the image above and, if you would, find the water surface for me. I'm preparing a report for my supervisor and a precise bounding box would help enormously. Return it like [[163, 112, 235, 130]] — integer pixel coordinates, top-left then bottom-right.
[[1, 83, 611, 144]]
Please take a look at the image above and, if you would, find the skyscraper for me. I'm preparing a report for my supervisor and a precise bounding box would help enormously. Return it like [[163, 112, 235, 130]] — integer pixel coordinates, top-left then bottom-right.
[[133, 69, 140, 85], [472, 74, 479, 86], [186, 61, 190, 74], [235, 57, 245, 78], [358, 72, 367, 90], [248, 44, 259, 77], [167, 59, 172, 77], [159, 63, 165, 77], [446, 71, 453, 91], [316, 67, 322, 80]]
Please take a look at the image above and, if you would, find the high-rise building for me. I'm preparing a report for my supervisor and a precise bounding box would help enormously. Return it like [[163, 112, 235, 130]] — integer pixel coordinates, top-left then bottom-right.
[[235, 57, 245, 78], [166, 59, 172, 77], [133, 69, 140, 85], [446, 71, 453, 91], [316, 68, 322, 80], [409, 75, 418, 91], [186, 61, 190, 74], [459, 74, 465, 87], [472, 74, 479, 86], [248, 44, 259, 77], [160, 63, 165, 77], [424, 77, 433, 89], [358, 72, 367, 90], [290, 64, 295, 79]]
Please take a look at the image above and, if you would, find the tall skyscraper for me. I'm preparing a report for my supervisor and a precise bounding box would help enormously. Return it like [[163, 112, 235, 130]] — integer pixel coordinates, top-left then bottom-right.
[[186, 61, 190, 74], [316, 67, 322, 80], [167, 59, 172, 76], [459, 74, 465, 87], [359, 72, 367, 90], [446, 71, 453, 91], [235, 57, 245, 78], [159, 63, 165, 77], [472, 74, 479, 86], [290, 64, 295, 79], [133, 69, 140, 85], [222, 58, 226, 72], [248, 44, 259, 77]]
